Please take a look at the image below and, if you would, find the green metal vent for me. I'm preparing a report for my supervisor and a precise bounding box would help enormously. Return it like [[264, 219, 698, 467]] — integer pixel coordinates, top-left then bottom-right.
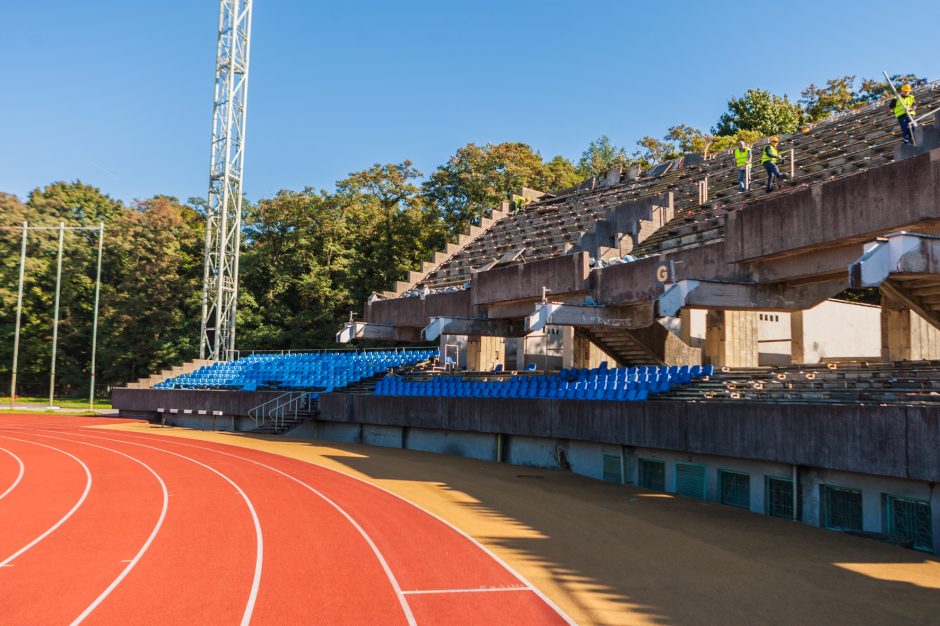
[[602, 453, 622, 484], [821, 485, 863, 531], [638, 458, 665, 492], [675, 463, 706, 500], [766, 476, 795, 519], [885, 495, 933, 552], [719, 470, 750, 509]]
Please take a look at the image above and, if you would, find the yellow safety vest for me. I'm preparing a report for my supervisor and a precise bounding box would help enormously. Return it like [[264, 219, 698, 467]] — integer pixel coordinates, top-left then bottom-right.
[[761, 145, 779, 164], [894, 94, 915, 118], [734, 148, 751, 168]]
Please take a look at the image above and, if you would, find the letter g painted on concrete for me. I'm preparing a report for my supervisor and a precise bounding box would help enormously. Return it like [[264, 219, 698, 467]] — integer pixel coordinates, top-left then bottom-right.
[[656, 263, 670, 284]]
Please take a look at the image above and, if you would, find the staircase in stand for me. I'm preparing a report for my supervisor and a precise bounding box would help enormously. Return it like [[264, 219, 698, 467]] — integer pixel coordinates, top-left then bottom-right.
[[577, 322, 702, 366], [249, 391, 319, 435]]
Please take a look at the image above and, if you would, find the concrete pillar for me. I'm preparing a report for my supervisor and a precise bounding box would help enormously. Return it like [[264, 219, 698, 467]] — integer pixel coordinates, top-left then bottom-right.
[[679, 309, 693, 345], [881, 293, 940, 361], [790, 310, 805, 364], [466, 336, 505, 371], [562, 326, 575, 369], [704, 310, 759, 367], [571, 333, 616, 369]]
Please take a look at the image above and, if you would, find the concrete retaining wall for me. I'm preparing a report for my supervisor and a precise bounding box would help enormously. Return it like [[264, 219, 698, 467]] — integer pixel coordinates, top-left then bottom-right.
[[318, 394, 940, 483]]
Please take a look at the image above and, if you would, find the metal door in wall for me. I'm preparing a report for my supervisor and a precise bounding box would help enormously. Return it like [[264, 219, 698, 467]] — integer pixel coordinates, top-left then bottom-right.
[[675, 463, 706, 500]]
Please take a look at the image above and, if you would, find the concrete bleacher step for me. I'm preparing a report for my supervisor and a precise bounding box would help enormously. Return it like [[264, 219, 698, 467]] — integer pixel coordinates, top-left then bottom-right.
[[126, 358, 216, 389]]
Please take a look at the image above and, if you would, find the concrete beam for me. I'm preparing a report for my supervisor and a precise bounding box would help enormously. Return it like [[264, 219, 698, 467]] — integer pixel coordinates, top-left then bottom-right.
[[472, 252, 591, 305], [658, 279, 847, 317], [336, 323, 422, 344], [422, 317, 525, 342], [726, 148, 940, 263], [526, 303, 654, 333], [849, 231, 940, 287]]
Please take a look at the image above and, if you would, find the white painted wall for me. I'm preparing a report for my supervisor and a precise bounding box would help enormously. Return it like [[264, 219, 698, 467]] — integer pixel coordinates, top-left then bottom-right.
[[801, 299, 881, 363]]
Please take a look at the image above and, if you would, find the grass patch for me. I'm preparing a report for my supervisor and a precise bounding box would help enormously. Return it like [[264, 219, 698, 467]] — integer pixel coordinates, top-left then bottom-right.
[[0, 396, 112, 410]]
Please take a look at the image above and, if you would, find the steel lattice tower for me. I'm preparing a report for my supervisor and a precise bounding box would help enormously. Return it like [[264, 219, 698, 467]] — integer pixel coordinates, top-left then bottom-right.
[[201, 0, 253, 361]]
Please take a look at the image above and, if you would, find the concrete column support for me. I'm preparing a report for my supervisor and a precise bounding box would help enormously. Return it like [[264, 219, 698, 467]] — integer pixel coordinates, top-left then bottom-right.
[[881, 291, 940, 361], [562, 326, 576, 369], [790, 310, 805, 365], [466, 335, 505, 371], [704, 310, 759, 367]]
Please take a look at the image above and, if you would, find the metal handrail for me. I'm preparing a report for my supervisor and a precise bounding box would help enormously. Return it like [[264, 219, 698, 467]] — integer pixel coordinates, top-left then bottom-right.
[[248, 390, 315, 431]]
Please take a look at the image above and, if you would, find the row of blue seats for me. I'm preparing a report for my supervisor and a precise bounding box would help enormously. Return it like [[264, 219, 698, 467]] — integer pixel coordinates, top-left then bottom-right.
[[156, 349, 438, 390], [376, 380, 668, 397], [372, 363, 712, 401]]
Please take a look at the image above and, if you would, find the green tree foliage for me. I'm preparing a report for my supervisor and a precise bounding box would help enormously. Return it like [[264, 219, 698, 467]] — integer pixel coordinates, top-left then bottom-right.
[[0, 185, 204, 394], [423, 142, 579, 237], [713, 88, 804, 136], [577, 135, 634, 177], [857, 74, 927, 103], [800, 75, 857, 122]]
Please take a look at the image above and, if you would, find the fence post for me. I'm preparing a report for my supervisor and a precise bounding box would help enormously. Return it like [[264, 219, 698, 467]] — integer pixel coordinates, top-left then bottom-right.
[[48, 222, 65, 408], [10, 221, 27, 409], [89, 222, 104, 411]]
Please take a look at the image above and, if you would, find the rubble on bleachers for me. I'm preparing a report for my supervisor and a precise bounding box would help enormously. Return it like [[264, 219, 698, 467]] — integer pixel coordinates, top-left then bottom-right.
[[413, 83, 940, 291]]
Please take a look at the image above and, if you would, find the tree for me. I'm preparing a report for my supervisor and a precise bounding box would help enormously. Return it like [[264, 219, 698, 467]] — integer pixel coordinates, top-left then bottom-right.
[[542, 155, 582, 191], [713, 88, 804, 136], [800, 75, 857, 122], [577, 135, 634, 177], [237, 189, 352, 349], [857, 73, 928, 103], [634, 136, 679, 166], [339, 162, 445, 304], [423, 142, 576, 237]]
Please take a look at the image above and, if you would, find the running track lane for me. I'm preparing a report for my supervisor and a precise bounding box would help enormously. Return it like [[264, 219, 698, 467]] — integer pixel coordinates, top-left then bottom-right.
[[15, 429, 259, 625], [0, 436, 91, 563], [0, 445, 26, 501], [0, 432, 164, 624], [66, 426, 572, 625]]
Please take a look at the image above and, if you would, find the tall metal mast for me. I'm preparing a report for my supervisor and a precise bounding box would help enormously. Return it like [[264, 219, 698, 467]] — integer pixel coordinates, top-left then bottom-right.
[[201, 0, 253, 361]]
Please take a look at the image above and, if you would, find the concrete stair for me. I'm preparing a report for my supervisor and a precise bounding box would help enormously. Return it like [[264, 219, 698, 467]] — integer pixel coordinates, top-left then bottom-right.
[[125, 358, 216, 389], [577, 323, 702, 366]]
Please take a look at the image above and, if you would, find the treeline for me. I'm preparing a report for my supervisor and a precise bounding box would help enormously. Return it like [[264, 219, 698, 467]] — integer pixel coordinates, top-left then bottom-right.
[[0, 73, 926, 392]]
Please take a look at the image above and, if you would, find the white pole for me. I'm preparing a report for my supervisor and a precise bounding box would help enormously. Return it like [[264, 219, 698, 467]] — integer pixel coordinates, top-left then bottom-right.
[[89, 222, 104, 411], [49, 222, 65, 409], [10, 221, 28, 409], [789, 149, 795, 178]]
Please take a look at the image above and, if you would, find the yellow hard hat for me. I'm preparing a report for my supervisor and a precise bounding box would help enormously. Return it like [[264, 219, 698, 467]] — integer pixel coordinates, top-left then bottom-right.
[[769, 136, 779, 144], [901, 83, 912, 94]]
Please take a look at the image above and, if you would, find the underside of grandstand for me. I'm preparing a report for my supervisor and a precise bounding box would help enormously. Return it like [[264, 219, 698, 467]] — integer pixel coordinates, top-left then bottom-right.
[[115, 82, 940, 554]]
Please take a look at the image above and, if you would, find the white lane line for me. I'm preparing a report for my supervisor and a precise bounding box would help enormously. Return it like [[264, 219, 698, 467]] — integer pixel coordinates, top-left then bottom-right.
[[123, 430, 576, 625], [0, 447, 26, 502], [69, 430, 418, 626], [0, 436, 93, 568], [46, 431, 263, 626], [20, 431, 170, 626], [402, 586, 529, 595]]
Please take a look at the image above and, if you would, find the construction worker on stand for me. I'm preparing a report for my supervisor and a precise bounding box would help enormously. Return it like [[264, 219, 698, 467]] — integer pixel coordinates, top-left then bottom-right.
[[733, 140, 752, 191], [761, 136, 788, 193], [892, 83, 916, 144]]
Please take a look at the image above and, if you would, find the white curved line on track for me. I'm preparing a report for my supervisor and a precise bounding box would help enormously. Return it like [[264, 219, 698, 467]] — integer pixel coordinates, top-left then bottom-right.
[[64, 429, 418, 626], [0, 436, 93, 569], [19, 431, 169, 626], [0, 447, 26, 502], [30, 429, 264, 626], [122, 429, 577, 625]]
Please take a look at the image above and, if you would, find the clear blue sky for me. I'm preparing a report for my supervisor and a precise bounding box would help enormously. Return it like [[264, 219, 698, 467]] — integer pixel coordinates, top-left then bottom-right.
[[2, 0, 939, 206]]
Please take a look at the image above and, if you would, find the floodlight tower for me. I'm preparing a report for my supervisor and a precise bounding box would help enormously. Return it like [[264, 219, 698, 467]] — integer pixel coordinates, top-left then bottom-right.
[[200, 0, 253, 361]]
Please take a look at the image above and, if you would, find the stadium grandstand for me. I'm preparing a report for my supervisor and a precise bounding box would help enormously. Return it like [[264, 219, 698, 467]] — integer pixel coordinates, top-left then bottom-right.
[[115, 80, 940, 557]]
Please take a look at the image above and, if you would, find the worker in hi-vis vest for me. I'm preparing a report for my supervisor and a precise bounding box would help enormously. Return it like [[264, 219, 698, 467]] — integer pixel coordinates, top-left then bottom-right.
[[733, 140, 752, 191], [761, 136, 787, 193], [893, 83, 916, 145]]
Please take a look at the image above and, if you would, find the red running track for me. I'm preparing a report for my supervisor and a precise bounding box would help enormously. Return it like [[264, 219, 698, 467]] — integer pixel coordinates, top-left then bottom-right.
[[0, 414, 572, 625]]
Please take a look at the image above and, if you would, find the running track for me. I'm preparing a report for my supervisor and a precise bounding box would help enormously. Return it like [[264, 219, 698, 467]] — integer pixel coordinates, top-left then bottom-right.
[[0, 414, 572, 625]]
